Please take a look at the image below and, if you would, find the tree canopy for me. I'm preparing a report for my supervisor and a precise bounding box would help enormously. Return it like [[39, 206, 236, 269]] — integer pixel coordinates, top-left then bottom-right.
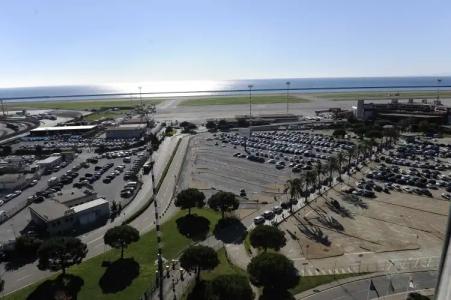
[[37, 237, 88, 275], [208, 191, 239, 218], [247, 252, 299, 291], [249, 225, 287, 252], [180, 245, 219, 282], [15, 235, 42, 257], [175, 188, 206, 215], [104, 225, 140, 259], [209, 274, 254, 300]]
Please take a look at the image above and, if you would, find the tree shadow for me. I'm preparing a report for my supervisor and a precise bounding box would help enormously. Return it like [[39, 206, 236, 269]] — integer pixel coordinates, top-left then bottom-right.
[[317, 214, 344, 231], [186, 280, 211, 300], [298, 223, 331, 246], [4, 254, 37, 271], [213, 217, 247, 244], [99, 258, 140, 294], [325, 201, 354, 219], [259, 288, 295, 300], [176, 214, 211, 241], [26, 274, 84, 300]]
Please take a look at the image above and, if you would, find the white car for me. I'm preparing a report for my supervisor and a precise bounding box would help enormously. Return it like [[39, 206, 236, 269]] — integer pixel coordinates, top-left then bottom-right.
[[441, 193, 451, 200]]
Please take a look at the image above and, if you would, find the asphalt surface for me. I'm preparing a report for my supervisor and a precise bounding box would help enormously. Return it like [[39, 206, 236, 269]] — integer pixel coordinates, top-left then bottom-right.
[[0, 134, 189, 295], [299, 271, 437, 300]]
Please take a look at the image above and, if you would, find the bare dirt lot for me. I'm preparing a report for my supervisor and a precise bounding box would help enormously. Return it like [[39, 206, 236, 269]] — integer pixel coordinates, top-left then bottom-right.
[[278, 166, 448, 275]]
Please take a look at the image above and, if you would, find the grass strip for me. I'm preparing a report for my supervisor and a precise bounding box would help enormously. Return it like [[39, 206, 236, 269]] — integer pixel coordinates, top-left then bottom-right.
[[180, 95, 309, 106], [4, 209, 221, 300]]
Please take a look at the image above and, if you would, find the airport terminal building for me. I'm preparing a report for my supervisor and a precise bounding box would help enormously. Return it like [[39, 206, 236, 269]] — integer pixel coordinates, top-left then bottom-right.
[[353, 99, 451, 124]]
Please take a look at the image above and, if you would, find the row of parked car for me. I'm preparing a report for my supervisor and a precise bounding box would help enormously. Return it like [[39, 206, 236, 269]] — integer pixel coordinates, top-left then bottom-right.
[[253, 199, 299, 225]]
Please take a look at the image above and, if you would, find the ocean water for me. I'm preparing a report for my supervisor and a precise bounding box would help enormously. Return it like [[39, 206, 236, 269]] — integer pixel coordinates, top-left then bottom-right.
[[0, 76, 450, 102]]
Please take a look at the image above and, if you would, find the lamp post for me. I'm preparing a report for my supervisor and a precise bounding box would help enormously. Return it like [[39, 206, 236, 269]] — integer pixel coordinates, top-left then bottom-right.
[[286, 81, 291, 114], [437, 78, 442, 102], [139, 86, 143, 107], [150, 160, 164, 300], [248, 84, 253, 120]]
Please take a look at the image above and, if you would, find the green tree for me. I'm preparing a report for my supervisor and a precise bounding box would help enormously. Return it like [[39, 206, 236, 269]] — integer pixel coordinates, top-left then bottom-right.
[[175, 188, 206, 215], [284, 178, 304, 211], [37, 237, 88, 275], [332, 128, 346, 139], [336, 152, 345, 179], [208, 191, 239, 219], [206, 120, 217, 131], [180, 245, 219, 283], [249, 225, 287, 252], [326, 156, 338, 186], [247, 252, 299, 292], [305, 171, 316, 200], [418, 120, 431, 133], [209, 274, 254, 300], [15, 236, 42, 257], [346, 147, 356, 174], [104, 225, 140, 259]]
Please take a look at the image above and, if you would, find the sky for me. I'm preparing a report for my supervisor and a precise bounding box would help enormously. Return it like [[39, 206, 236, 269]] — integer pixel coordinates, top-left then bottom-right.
[[1, 0, 451, 87]]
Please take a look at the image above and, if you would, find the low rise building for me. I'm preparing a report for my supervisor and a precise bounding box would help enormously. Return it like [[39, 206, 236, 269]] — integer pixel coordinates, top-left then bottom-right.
[[0, 173, 36, 191], [52, 189, 98, 207], [30, 125, 97, 137], [29, 197, 109, 235], [36, 155, 62, 171], [105, 124, 147, 139]]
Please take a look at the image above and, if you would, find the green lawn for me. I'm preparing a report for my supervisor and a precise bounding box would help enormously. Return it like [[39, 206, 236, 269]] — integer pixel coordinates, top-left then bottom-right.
[[316, 90, 451, 101], [180, 95, 309, 106], [181, 248, 248, 300], [8, 98, 162, 111], [290, 273, 368, 295], [4, 208, 221, 300], [83, 110, 127, 121]]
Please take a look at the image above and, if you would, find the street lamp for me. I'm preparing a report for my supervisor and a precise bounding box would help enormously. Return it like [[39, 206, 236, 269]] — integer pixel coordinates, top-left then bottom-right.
[[248, 84, 253, 120], [138, 86, 143, 107], [286, 81, 291, 114], [437, 78, 442, 102]]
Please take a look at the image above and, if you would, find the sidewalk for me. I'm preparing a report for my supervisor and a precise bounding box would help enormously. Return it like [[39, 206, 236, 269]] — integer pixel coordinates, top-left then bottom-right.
[[295, 270, 437, 300]]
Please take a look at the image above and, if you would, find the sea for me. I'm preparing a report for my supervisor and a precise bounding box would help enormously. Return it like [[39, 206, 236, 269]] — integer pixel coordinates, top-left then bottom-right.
[[0, 76, 450, 102]]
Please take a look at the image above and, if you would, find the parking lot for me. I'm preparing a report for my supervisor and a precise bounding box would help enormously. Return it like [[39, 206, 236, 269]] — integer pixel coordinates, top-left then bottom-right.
[[0, 146, 150, 241]]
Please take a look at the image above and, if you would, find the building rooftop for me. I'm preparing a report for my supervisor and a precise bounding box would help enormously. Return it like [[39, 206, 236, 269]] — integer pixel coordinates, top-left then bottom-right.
[[36, 156, 61, 165], [52, 189, 97, 204], [29, 200, 70, 222], [31, 125, 96, 132], [72, 198, 108, 213]]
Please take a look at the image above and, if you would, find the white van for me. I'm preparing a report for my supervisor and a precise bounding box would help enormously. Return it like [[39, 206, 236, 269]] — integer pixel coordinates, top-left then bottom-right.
[[125, 181, 138, 188], [0, 210, 7, 222]]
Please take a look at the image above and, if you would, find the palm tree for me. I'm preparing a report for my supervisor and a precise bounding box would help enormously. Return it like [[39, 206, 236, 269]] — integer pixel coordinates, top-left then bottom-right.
[[314, 161, 325, 193], [305, 170, 316, 201], [346, 147, 356, 175], [284, 177, 304, 212], [327, 156, 338, 186], [336, 152, 345, 179]]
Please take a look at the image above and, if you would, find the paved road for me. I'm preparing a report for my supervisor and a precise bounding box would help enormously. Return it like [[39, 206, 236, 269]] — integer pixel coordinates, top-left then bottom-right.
[[0, 134, 190, 295], [297, 271, 437, 300]]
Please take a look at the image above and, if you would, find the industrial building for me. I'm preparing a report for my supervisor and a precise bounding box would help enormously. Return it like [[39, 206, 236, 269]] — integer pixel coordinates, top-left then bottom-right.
[[105, 124, 147, 139], [29, 197, 109, 235], [52, 189, 98, 207], [29, 125, 97, 137], [353, 99, 451, 124], [36, 155, 62, 171]]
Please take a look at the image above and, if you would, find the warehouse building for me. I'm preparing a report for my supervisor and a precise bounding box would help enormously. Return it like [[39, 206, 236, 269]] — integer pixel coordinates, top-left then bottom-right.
[[353, 99, 451, 124], [52, 189, 98, 207], [30, 125, 97, 137], [105, 124, 147, 139], [36, 155, 62, 171], [29, 198, 109, 235]]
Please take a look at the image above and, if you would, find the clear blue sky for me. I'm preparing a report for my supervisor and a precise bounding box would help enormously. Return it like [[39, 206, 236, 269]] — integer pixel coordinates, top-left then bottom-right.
[[1, 0, 450, 87]]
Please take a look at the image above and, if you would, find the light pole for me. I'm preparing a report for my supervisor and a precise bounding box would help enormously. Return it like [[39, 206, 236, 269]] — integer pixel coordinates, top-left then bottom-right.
[[139, 86, 143, 107], [437, 78, 442, 102], [248, 84, 253, 120], [150, 160, 164, 300], [286, 81, 291, 114]]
